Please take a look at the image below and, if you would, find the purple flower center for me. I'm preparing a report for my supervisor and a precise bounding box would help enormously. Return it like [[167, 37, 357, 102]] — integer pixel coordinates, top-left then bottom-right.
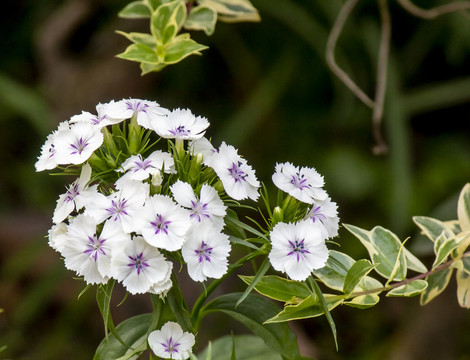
[[106, 198, 129, 221], [48, 144, 56, 158], [195, 241, 213, 263], [163, 336, 180, 354], [287, 238, 310, 262], [91, 114, 108, 125], [127, 100, 148, 113], [133, 159, 154, 172], [309, 205, 326, 223], [169, 125, 190, 137], [70, 137, 89, 155], [65, 182, 80, 203], [290, 173, 309, 191], [190, 200, 210, 222], [127, 252, 149, 275], [228, 161, 247, 182], [151, 214, 171, 235], [84, 234, 107, 262]]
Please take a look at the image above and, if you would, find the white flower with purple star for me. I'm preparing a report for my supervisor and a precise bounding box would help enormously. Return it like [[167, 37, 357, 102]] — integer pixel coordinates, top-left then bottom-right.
[[53, 163, 98, 224], [182, 222, 231, 282], [148, 322, 195, 360], [272, 162, 327, 204], [85, 179, 149, 234], [305, 197, 339, 238], [211, 142, 260, 201], [138, 195, 191, 251], [268, 221, 329, 281], [152, 108, 209, 140], [53, 122, 104, 165], [69, 102, 126, 129], [35, 121, 70, 172], [170, 180, 227, 230], [61, 215, 129, 285], [111, 236, 173, 294], [119, 150, 175, 181], [103, 98, 169, 129]]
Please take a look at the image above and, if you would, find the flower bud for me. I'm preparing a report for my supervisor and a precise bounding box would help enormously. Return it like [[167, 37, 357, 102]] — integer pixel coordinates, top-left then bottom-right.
[[272, 206, 284, 224]]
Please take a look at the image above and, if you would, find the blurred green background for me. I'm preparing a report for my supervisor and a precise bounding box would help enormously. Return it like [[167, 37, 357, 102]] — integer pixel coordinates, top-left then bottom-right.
[[1, 0, 470, 359]]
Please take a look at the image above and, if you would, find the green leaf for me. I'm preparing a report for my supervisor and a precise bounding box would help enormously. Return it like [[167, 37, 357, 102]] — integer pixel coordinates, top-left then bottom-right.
[[201, 293, 301, 359], [420, 267, 454, 305], [386, 280, 428, 297], [413, 216, 454, 242], [344, 294, 380, 309], [239, 275, 310, 303], [196, 335, 283, 360], [151, 0, 187, 45], [403, 247, 428, 273], [164, 38, 208, 64], [312, 250, 383, 293], [229, 236, 260, 250], [167, 282, 192, 332], [265, 294, 343, 323], [200, 0, 260, 22], [94, 314, 151, 360], [343, 259, 375, 296], [432, 235, 459, 269], [116, 43, 158, 64], [119, 1, 151, 18], [185, 5, 218, 36], [140, 62, 167, 74], [116, 31, 157, 48], [371, 227, 407, 281], [461, 256, 470, 275], [224, 208, 267, 240], [236, 258, 271, 307], [458, 183, 470, 232], [457, 269, 470, 308]]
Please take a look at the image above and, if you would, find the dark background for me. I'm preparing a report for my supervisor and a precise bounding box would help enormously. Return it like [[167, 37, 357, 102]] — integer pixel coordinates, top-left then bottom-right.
[[1, 0, 470, 359]]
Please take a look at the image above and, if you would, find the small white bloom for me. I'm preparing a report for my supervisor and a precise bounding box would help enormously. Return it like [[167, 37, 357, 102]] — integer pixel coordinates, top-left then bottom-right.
[[119, 150, 175, 181], [211, 142, 260, 201], [170, 180, 226, 230], [148, 322, 195, 360], [61, 215, 129, 285], [69, 102, 125, 128], [111, 236, 173, 294], [182, 222, 231, 282], [152, 108, 209, 140], [35, 121, 70, 172], [272, 162, 327, 204], [85, 179, 149, 234], [139, 195, 191, 251], [54, 122, 104, 165], [48, 222, 68, 253], [268, 221, 329, 281], [305, 197, 339, 238], [53, 163, 98, 224], [103, 98, 169, 129]]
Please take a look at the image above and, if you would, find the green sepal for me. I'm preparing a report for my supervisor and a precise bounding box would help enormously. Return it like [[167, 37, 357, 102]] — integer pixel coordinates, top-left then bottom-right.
[[239, 275, 310, 303], [386, 280, 428, 297], [420, 267, 454, 305], [344, 294, 380, 309], [185, 5, 218, 35]]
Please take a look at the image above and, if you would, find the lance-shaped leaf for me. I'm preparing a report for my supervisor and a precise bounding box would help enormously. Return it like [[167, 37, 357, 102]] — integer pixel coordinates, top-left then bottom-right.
[[432, 234, 459, 269], [312, 250, 383, 293], [458, 183, 470, 232], [457, 269, 470, 308], [236, 258, 271, 307], [265, 294, 343, 323], [420, 267, 454, 305], [386, 279, 428, 297], [94, 314, 151, 360], [343, 259, 375, 296], [239, 275, 311, 303], [413, 216, 454, 242], [116, 31, 157, 48], [344, 294, 380, 309], [119, 1, 151, 19], [151, 0, 187, 45], [116, 43, 159, 64], [185, 5, 218, 35], [200, 0, 260, 22], [201, 293, 301, 359], [164, 38, 208, 64]]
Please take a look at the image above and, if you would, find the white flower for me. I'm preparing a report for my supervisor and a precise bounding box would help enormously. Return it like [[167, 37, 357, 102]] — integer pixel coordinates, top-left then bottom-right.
[[211, 142, 260, 201], [35, 121, 70, 171], [305, 197, 339, 238], [170, 180, 226, 230], [61, 215, 129, 285], [54, 122, 104, 165], [138, 195, 191, 251], [85, 179, 149, 234], [119, 150, 175, 181], [69, 102, 126, 128], [152, 108, 209, 140], [189, 137, 218, 167], [48, 222, 68, 253], [103, 98, 169, 129], [111, 236, 173, 294], [148, 322, 195, 360], [182, 222, 231, 282], [53, 163, 98, 224], [268, 221, 329, 281], [272, 162, 327, 204]]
